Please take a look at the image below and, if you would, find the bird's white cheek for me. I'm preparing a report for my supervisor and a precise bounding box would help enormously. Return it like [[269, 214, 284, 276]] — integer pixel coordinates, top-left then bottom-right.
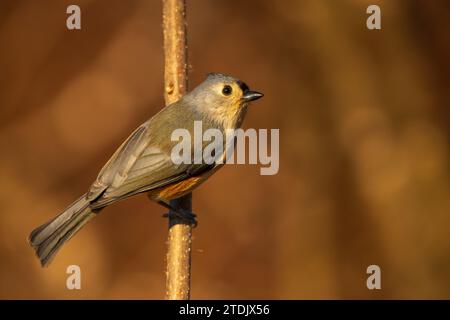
[[204, 94, 215, 105]]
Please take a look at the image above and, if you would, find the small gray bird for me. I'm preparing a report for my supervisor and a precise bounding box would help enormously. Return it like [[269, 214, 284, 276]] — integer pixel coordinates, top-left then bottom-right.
[[29, 73, 263, 267]]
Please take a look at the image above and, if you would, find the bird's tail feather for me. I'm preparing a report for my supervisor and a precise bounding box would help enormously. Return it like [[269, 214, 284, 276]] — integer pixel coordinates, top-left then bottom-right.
[[28, 194, 97, 267]]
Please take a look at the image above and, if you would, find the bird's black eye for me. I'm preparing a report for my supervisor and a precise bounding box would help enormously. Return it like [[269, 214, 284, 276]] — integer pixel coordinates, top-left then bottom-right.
[[222, 85, 232, 96]]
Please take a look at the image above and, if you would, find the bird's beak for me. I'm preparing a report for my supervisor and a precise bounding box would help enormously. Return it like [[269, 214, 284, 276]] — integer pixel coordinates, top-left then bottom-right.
[[242, 90, 264, 102]]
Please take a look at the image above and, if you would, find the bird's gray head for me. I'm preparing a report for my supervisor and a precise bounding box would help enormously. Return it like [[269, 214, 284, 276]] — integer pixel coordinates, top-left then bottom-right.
[[185, 73, 263, 128]]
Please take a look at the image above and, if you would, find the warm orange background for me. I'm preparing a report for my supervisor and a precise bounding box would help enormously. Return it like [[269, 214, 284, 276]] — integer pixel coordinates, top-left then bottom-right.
[[0, 0, 449, 299]]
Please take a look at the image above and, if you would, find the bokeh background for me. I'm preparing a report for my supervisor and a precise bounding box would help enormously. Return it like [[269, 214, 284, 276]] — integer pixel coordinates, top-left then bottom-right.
[[0, 0, 449, 299]]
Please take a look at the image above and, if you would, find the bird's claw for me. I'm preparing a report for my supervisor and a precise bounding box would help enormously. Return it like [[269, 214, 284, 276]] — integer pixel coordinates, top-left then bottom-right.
[[162, 210, 197, 227]]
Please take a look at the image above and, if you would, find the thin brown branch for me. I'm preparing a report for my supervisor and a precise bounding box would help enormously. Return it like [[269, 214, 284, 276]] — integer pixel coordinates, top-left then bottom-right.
[[162, 0, 192, 300]]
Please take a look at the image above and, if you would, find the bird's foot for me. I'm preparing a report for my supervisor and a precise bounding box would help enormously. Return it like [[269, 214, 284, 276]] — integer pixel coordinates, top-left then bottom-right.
[[163, 209, 197, 227]]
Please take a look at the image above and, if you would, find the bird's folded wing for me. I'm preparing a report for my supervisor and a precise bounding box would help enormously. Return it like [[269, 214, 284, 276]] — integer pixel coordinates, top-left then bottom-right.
[[87, 121, 151, 200], [87, 120, 214, 207]]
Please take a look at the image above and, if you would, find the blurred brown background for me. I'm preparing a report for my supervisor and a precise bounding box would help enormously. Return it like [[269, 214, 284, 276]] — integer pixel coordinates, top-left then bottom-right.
[[0, 0, 449, 299]]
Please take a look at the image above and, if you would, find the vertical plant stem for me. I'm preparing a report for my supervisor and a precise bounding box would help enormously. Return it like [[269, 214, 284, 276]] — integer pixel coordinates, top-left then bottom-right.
[[162, 0, 192, 300]]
